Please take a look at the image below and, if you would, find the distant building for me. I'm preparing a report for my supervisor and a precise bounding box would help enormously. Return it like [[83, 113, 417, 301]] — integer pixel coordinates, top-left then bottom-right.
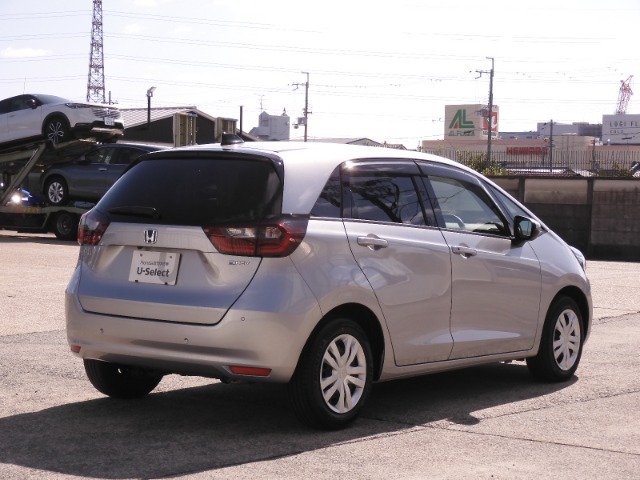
[[601, 114, 640, 145], [119, 107, 240, 146], [537, 122, 601, 138], [249, 110, 290, 141]]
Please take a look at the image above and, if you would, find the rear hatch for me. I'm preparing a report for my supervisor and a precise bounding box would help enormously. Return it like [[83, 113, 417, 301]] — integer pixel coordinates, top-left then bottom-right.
[[76, 152, 284, 325]]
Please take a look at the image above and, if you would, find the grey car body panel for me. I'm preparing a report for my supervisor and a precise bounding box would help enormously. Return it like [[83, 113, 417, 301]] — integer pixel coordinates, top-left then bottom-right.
[[77, 224, 261, 325], [344, 220, 454, 365], [443, 230, 542, 359]]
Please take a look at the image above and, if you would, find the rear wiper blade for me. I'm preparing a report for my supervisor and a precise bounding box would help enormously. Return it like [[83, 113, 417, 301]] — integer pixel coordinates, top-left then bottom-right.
[[108, 206, 161, 219]]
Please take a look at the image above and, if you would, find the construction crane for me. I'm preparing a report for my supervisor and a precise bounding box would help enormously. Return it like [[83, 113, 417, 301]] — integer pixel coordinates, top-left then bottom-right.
[[615, 75, 633, 114]]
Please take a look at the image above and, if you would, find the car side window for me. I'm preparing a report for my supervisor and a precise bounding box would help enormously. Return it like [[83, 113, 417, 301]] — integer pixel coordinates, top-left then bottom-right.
[[488, 184, 531, 220], [10, 96, 34, 112], [112, 148, 144, 166], [85, 148, 114, 165], [310, 167, 342, 218], [345, 172, 426, 226], [0, 99, 12, 114], [427, 175, 509, 236]]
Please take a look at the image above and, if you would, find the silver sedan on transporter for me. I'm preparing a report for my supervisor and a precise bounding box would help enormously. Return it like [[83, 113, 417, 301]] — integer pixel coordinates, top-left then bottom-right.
[[65, 138, 592, 429]]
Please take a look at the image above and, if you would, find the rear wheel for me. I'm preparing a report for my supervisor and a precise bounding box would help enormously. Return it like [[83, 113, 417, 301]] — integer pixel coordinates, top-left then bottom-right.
[[527, 296, 584, 382], [288, 318, 373, 429], [84, 359, 163, 399], [51, 211, 79, 241], [43, 116, 71, 144]]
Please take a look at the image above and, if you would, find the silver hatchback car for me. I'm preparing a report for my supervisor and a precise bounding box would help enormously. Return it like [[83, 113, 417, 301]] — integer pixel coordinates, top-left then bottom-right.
[[66, 139, 592, 429]]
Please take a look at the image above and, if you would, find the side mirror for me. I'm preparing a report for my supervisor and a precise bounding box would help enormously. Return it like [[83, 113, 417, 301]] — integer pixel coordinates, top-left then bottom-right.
[[28, 99, 37, 109], [513, 215, 540, 243]]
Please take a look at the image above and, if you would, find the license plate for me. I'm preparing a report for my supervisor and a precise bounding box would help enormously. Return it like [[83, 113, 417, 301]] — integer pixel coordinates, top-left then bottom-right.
[[104, 117, 114, 126], [129, 251, 180, 285]]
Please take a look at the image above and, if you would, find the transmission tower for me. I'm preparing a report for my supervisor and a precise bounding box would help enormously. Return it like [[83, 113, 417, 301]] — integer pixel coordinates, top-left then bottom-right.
[[86, 0, 106, 103], [615, 75, 633, 114]]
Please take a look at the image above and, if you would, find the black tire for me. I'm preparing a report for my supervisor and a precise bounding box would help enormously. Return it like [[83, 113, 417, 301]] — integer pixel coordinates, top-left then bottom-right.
[[84, 359, 163, 399], [43, 115, 71, 144], [288, 318, 373, 430], [527, 296, 584, 382], [51, 211, 79, 241], [44, 176, 69, 205]]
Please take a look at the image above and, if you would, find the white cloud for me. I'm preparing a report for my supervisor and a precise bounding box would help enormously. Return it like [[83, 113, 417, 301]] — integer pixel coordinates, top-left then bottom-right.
[[1, 47, 50, 58]]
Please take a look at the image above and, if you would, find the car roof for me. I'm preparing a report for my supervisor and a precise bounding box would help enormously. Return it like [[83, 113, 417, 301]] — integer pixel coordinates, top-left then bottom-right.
[[108, 142, 164, 150], [171, 141, 478, 213]]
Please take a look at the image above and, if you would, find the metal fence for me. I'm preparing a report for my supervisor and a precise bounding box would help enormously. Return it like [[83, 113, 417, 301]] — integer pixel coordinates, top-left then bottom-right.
[[422, 149, 640, 177]]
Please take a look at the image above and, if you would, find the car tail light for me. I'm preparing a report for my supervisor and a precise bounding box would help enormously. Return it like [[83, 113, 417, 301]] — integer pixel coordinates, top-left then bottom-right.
[[203, 215, 308, 257], [78, 209, 110, 245]]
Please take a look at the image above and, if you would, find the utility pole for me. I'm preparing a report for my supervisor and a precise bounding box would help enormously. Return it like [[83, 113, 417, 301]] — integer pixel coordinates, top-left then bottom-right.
[[476, 57, 495, 163], [549, 119, 554, 172], [293, 72, 311, 141]]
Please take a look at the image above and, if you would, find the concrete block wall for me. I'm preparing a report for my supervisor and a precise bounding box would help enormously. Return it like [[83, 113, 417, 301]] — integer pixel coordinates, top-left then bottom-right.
[[491, 177, 640, 260]]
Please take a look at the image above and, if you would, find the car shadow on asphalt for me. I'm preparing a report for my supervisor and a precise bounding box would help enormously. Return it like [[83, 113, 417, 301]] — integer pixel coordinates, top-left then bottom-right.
[[0, 362, 575, 478]]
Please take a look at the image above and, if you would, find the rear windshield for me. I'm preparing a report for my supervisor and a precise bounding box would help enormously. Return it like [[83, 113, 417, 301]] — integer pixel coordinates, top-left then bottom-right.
[[97, 157, 283, 225]]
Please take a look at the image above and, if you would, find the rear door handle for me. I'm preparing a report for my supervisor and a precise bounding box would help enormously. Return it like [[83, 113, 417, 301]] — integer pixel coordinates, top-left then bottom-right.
[[451, 245, 477, 258], [357, 235, 388, 250]]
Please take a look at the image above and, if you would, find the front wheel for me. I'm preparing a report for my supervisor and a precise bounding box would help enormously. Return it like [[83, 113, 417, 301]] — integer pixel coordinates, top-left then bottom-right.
[[288, 318, 373, 429], [84, 359, 163, 399], [527, 296, 584, 382]]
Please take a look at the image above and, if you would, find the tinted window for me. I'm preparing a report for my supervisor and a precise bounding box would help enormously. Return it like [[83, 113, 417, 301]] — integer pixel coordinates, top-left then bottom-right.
[[97, 157, 283, 226], [10, 96, 34, 112], [113, 147, 147, 165], [428, 175, 508, 236], [310, 167, 341, 218], [85, 148, 113, 165], [345, 172, 426, 226], [0, 99, 10, 114]]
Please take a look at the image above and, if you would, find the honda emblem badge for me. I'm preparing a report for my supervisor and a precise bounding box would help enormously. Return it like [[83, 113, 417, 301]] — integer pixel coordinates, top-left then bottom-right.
[[144, 229, 158, 244]]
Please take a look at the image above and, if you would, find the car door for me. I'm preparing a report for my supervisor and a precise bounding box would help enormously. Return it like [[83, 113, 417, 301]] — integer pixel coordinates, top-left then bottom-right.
[[106, 147, 146, 184], [69, 146, 116, 198], [95, 146, 135, 195], [418, 162, 542, 359], [7, 95, 40, 141], [341, 161, 453, 366]]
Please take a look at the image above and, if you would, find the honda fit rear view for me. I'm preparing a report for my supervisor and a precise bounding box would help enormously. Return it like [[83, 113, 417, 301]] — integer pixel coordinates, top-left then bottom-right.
[[66, 140, 592, 429]]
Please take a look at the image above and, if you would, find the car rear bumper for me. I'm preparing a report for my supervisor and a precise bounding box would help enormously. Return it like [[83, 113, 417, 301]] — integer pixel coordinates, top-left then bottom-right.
[[65, 267, 323, 383]]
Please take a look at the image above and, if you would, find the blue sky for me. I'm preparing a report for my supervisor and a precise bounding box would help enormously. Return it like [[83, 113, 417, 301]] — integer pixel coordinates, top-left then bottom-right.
[[1, 0, 639, 148]]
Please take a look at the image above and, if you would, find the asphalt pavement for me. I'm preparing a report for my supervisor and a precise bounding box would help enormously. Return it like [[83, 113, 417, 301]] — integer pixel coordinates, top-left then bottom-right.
[[0, 231, 638, 479]]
